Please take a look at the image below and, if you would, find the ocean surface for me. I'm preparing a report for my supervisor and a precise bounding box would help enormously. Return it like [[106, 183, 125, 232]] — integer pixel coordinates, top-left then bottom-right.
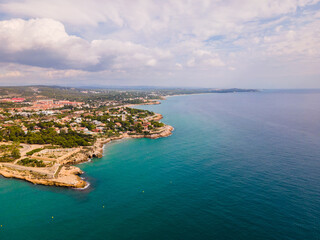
[[1, 90, 320, 240]]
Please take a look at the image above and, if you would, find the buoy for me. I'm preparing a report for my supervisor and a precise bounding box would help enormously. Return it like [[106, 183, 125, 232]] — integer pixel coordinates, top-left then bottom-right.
[[103, 205, 105, 208], [52, 216, 54, 219]]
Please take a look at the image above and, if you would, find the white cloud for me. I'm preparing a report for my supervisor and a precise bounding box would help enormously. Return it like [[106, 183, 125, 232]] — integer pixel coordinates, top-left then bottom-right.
[[0, 71, 22, 78], [175, 63, 183, 70], [0, 18, 170, 71], [187, 50, 225, 68], [0, 18, 98, 69], [0, 0, 319, 87], [232, 10, 320, 60], [1, 0, 319, 40], [45, 69, 88, 79]]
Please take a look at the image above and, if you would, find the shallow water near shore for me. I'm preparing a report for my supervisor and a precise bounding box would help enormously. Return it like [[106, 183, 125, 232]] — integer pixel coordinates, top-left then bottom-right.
[[1, 91, 320, 240]]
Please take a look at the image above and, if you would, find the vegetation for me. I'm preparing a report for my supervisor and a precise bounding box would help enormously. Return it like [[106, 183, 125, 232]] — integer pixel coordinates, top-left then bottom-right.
[[151, 120, 164, 128], [11, 147, 21, 159], [0, 102, 29, 109], [1, 126, 93, 148], [17, 158, 46, 167], [26, 148, 43, 156], [0, 143, 21, 162]]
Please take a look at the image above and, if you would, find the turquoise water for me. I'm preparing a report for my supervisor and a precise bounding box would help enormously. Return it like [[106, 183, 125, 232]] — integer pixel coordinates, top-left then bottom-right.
[[1, 91, 320, 240]]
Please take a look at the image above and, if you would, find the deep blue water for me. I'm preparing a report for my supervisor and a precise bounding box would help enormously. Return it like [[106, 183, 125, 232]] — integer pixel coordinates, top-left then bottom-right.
[[1, 91, 320, 240]]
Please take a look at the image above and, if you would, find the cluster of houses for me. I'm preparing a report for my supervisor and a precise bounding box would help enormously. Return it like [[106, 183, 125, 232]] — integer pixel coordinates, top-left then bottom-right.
[[0, 105, 157, 137], [0, 89, 165, 140], [0, 97, 124, 112], [22, 99, 84, 111], [0, 97, 84, 110], [0, 98, 26, 103]]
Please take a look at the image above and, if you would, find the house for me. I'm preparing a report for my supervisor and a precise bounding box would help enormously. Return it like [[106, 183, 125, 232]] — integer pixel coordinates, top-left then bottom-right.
[[54, 128, 60, 134], [12, 98, 25, 102], [92, 120, 103, 126], [21, 126, 28, 134], [92, 128, 102, 133], [142, 123, 150, 131], [75, 117, 82, 123]]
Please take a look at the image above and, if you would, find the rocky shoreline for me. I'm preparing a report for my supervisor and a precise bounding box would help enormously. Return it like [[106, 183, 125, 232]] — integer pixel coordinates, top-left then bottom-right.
[[0, 120, 173, 189]]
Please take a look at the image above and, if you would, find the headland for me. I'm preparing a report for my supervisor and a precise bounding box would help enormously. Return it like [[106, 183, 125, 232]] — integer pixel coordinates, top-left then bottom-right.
[[0, 86, 255, 188]]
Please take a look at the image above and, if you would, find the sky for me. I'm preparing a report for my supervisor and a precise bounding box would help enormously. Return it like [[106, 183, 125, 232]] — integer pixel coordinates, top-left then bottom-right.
[[0, 0, 319, 88]]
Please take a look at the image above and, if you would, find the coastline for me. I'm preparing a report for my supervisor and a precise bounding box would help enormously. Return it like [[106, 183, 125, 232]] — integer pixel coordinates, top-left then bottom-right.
[[0, 111, 173, 189]]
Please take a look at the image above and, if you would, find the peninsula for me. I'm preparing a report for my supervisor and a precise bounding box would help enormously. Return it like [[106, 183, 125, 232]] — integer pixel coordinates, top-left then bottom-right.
[[0, 86, 256, 188]]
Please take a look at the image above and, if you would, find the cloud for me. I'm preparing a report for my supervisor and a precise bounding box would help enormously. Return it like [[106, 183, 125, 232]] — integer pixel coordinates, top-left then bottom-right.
[[0, 0, 319, 87], [1, 0, 319, 40], [187, 50, 225, 68], [232, 9, 320, 61], [175, 63, 183, 70], [0, 18, 98, 69], [45, 69, 88, 79], [0, 18, 170, 71], [0, 71, 22, 78]]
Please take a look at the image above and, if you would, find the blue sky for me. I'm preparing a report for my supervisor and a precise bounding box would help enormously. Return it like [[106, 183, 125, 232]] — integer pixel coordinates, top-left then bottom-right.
[[0, 0, 319, 88]]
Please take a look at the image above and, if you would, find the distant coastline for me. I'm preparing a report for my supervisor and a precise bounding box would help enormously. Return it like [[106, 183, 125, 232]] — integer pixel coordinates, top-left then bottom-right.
[[0, 86, 256, 189]]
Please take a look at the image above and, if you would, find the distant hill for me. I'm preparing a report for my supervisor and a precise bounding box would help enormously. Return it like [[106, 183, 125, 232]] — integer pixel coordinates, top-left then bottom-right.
[[0, 85, 258, 102]]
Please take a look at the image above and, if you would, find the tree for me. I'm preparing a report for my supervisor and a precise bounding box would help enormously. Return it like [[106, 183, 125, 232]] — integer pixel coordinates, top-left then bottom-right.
[[11, 148, 21, 159]]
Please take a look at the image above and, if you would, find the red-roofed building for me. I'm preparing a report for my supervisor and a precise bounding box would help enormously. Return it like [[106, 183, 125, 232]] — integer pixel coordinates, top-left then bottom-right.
[[0, 98, 25, 102], [12, 98, 25, 102]]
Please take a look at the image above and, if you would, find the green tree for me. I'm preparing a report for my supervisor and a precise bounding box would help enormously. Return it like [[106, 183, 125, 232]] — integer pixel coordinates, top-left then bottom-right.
[[11, 148, 21, 159]]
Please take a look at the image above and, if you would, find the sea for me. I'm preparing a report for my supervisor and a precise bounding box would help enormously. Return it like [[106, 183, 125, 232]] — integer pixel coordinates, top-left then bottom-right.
[[1, 90, 320, 240]]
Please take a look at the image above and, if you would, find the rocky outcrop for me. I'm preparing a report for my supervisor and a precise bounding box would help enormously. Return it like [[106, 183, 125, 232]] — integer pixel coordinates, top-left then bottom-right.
[[149, 125, 174, 138], [143, 101, 161, 105], [0, 165, 87, 188], [152, 113, 163, 121], [128, 125, 174, 139]]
